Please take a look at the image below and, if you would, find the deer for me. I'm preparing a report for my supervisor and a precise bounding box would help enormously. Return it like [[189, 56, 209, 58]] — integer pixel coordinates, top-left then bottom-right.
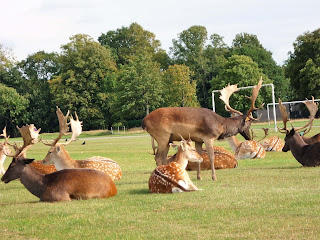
[[167, 145, 237, 170], [143, 77, 264, 181], [225, 129, 268, 159], [149, 135, 203, 193], [261, 127, 285, 152], [1, 124, 117, 202], [0, 127, 12, 175], [279, 97, 320, 167], [42, 107, 122, 181]]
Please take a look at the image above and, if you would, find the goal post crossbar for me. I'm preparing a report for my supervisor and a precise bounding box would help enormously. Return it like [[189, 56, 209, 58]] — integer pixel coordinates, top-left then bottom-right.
[[211, 83, 277, 132]]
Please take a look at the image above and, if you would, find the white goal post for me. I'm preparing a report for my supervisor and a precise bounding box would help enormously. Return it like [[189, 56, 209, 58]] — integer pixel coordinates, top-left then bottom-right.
[[211, 83, 277, 132]]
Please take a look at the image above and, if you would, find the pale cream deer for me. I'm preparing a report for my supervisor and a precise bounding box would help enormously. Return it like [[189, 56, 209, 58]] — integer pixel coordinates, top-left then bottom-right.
[[149, 136, 203, 193], [42, 107, 121, 181], [0, 127, 12, 174], [1, 124, 117, 202]]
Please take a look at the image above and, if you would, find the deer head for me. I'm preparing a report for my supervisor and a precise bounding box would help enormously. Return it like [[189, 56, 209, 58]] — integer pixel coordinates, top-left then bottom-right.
[[42, 107, 82, 164], [219, 77, 264, 140], [279, 97, 319, 151]]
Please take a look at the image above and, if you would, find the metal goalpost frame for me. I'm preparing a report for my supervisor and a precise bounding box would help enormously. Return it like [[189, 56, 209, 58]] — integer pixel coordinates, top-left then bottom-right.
[[212, 83, 277, 132]]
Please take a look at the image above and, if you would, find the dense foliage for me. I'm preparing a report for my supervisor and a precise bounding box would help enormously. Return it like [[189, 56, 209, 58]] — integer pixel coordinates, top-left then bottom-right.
[[0, 23, 319, 134]]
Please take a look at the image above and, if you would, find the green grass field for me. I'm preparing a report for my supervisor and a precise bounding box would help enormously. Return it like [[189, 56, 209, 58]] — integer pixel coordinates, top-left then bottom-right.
[[0, 120, 320, 239]]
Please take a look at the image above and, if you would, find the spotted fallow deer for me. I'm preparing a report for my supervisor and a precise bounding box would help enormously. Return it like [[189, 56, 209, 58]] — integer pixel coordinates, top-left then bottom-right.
[[261, 128, 285, 152], [279, 97, 320, 167], [167, 145, 237, 170], [149, 136, 203, 193], [1, 124, 117, 202], [143, 77, 264, 181], [226, 129, 268, 159], [42, 107, 121, 181]]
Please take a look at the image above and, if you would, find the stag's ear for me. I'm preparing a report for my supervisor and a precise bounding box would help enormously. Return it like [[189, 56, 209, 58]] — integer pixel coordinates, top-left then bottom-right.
[[180, 141, 186, 151], [289, 128, 295, 135], [56, 146, 61, 152], [23, 158, 35, 165]]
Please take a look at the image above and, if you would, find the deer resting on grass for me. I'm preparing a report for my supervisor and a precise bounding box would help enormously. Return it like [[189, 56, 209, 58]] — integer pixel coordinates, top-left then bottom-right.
[[1, 124, 117, 202], [149, 136, 203, 193], [42, 107, 122, 181], [279, 97, 320, 167], [143, 77, 264, 181]]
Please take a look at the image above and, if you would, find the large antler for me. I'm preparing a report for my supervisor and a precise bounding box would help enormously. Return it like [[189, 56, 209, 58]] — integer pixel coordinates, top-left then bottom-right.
[[278, 99, 290, 133], [219, 83, 243, 116], [60, 112, 82, 146], [42, 107, 82, 147], [246, 77, 264, 120], [0, 127, 10, 145], [4, 124, 41, 158], [295, 96, 319, 132]]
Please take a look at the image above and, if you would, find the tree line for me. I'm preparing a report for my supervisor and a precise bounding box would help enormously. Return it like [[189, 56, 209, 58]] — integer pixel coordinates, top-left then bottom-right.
[[1, 23, 319, 136]]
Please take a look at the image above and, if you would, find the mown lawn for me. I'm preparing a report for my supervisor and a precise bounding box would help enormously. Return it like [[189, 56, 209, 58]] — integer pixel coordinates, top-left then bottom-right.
[[0, 121, 319, 239]]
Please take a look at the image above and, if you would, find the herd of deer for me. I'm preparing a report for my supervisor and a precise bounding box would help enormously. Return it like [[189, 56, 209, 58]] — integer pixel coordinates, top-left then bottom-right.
[[1, 77, 319, 201]]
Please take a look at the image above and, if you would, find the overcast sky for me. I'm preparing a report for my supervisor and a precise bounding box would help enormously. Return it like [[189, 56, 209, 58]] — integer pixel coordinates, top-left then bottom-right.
[[1, 0, 319, 65]]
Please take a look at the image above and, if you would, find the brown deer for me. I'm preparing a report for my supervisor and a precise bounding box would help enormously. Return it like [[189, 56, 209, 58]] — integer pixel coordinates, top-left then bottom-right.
[[279, 97, 320, 167], [149, 136, 203, 193], [143, 78, 264, 181], [167, 145, 237, 170], [261, 128, 285, 152], [42, 107, 122, 181], [1, 124, 117, 202]]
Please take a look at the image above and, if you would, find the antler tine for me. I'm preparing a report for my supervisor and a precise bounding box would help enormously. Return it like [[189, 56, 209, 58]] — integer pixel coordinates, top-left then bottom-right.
[[178, 134, 185, 141], [295, 96, 319, 132], [257, 128, 269, 142], [0, 127, 10, 144], [10, 124, 41, 158], [246, 77, 264, 120], [60, 112, 83, 146], [219, 83, 243, 116], [278, 99, 289, 133]]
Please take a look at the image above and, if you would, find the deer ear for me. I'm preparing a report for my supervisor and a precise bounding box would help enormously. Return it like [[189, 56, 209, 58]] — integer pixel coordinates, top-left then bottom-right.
[[245, 116, 250, 122], [180, 141, 186, 151], [56, 146, 61, 152], [289, 128, 295, 135]]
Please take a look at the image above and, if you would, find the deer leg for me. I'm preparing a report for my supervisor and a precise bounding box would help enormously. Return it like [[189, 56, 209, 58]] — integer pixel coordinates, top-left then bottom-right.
[[155, 137, 170, 165], [204, 139, 217, 181], [195, 142, 203, 180]]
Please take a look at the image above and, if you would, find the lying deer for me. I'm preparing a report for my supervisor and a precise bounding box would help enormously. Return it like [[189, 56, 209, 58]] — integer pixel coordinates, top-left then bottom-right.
[[143, 77, 264, 181], [261, 131, 285, 152], [42, 107, 122, 181], [167, 145, 237, 170], [149, 136, 203, 193], [279, 97, 320, 167], [1, 124, 117, 202]]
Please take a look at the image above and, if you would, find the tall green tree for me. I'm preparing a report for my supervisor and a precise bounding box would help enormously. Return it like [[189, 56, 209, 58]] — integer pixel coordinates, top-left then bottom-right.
[[231, 33, 289, 100], [49, 34, 117, 130], [18, 51, 61, 132], [111, 53, 163, 121], [170, 25, 211, 107], [211, 55, 271, 117], [285, 28, 320, 99], [162, 64, 199, 107], [0, 83, 29, 136], [98, 23, 169, 68]]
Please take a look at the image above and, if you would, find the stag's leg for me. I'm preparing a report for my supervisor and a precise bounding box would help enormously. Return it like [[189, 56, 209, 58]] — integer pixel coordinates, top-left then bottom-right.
[[155, 136, 171, 165], [204, 139, 217, 181], [195, 142, 203, 180]]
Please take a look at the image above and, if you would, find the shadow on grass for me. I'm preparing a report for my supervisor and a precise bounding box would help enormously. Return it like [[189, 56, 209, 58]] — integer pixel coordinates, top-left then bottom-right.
[[0, 200, 40, 206], [128, 188, 151, 195]]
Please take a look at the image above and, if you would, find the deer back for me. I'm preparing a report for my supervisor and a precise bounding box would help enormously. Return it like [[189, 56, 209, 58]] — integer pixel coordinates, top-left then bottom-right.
[[30, 161, 57, 174], [261, 136, 284, 152]]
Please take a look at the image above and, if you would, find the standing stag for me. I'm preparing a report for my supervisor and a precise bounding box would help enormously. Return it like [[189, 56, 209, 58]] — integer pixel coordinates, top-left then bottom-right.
[[149, 136, 203, 193], [1, 124, 117, 202], [279, 97, 320, 167], [42, 107, 122, 181], [143, 78, 264, 181]]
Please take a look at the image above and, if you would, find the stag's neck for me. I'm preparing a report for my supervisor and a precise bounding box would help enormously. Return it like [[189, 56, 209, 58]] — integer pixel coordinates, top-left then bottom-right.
[[54, 147, 76, 170], [226, 136, 241, 153], [289, 134, 308, 165], [20, 165, 45, 199], [0, 151, 6, 165], [174, 148, 188, 169], [221, 116, 245, 138]]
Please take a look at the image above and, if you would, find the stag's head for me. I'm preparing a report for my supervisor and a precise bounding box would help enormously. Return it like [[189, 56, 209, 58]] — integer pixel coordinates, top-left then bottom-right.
[[219, 77, 264, 140], [42, 107, 82, 164], [1, 124, 40, 183], [278, 97, 319, 152]]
